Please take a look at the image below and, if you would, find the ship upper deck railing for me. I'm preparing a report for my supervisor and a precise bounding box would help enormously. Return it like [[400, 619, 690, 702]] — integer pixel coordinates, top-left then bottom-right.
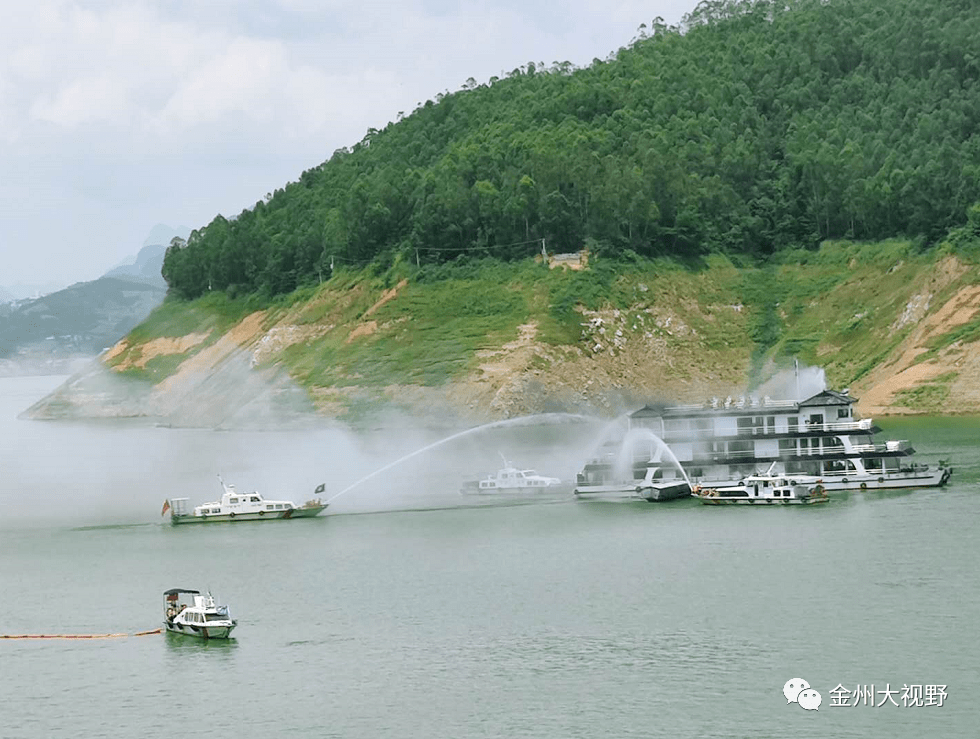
[[657, 417, 875, 438], [803, 418, 874, 433]]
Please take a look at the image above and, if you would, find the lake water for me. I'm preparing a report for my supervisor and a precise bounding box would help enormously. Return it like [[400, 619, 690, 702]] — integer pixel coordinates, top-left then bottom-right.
[[1, 375, 977, 738]]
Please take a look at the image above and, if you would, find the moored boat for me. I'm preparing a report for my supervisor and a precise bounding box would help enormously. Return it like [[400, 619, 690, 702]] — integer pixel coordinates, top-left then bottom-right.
[[602, 389, 951, 491], [163, 476, 328, 524], [574, 456, 692, 502], [697, 473, 828, 506], [163, 589, 237, 639]]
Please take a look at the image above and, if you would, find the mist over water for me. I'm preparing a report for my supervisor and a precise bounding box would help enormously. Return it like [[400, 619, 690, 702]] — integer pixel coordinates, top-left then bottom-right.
[[0, 377, 600, 526], [1, 376, 977, 738]]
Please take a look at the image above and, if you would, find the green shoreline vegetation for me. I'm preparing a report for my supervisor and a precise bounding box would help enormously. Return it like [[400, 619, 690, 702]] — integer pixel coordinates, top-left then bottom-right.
[[107, 0, 980, 414]]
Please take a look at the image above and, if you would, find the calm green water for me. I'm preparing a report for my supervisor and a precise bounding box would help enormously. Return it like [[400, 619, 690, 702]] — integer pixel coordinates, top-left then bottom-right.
[[1, 376, 977, 738]]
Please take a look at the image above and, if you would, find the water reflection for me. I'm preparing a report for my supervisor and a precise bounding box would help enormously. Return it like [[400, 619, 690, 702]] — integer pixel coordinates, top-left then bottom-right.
[[163, 630, 239, 656]]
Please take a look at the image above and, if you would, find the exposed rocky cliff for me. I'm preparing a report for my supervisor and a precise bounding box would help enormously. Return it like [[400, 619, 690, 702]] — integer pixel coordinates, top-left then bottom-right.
[[23, 244, 980, 428]]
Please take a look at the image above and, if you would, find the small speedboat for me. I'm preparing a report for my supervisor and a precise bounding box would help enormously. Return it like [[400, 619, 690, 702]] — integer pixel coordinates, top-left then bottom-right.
[[574, 461, 691, 502], [163, 476, 328, 524], [163, 589, 237, 639]]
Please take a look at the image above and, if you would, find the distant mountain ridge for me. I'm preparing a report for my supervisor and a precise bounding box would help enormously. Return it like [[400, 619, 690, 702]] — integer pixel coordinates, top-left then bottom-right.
[[102, 244, 169, 287], [103, 224, 190, 287], [0, 225, 184, 373]]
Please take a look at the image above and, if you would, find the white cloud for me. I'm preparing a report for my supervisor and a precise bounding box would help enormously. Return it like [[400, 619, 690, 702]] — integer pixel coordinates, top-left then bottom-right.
[[0, 0, 701, 286], [30, 75, 132, 126]]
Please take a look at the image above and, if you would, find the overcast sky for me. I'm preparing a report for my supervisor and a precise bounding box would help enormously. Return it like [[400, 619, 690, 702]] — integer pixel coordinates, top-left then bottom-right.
[[1, 0, 700, 289]]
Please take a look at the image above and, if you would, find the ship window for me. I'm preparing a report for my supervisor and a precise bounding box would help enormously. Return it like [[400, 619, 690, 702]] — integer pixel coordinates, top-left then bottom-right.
[[230, 498, 238, 504], [766, 416, 775, 433], [250, 496, 260, 502], [778, 439, 796, 454], [787, 416, 799, 432], [773, 490, 781, 497], [205, 613, 227, 622], [266, 504, 274, 510], [838, 408, 851, 418], [864, 458, 883, 471], [728, 440, 752, 455]]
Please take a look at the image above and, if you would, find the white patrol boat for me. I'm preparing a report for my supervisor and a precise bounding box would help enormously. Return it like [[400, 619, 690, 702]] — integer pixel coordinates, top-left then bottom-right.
[[163, 476, 328, 524], [460, 456, 564, 495], [697, 466, 828, 506], [164, 589, 237, 639]]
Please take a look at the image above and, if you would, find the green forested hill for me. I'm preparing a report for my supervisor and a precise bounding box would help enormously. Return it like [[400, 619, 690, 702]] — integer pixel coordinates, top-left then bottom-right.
[[163, 0, 980, 300]]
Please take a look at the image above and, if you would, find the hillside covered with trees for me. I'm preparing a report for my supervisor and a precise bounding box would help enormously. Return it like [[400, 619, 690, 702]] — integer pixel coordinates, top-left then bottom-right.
[[162, 0, 980, 300]]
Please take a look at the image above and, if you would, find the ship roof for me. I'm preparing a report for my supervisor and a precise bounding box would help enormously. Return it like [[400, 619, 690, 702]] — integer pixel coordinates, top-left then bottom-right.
[[633, 388, 857, 419], [798, 389, 857, 407], [629, 404, 664, 419]]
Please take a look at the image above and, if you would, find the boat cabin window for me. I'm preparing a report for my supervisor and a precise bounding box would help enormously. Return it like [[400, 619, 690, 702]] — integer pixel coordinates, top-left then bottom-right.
[[838, 408, 851, 419], [230, 497, 239, 504], [250, 496, 260, 502], [787, 416, 799, 433], [266, 504, 274, 510], [773, 490, 781, 497]]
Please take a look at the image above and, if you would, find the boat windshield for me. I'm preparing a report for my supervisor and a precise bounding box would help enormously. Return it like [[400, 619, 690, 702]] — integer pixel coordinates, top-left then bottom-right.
[[205, 612, 230, 622]]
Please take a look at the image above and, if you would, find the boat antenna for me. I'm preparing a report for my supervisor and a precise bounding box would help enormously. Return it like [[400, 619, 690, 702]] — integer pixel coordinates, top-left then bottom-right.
[[217, 473, 224, 490], [499, 451, 508, 467]]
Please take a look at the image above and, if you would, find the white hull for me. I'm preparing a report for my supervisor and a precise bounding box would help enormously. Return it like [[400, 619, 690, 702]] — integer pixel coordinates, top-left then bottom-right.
[[171, 504, 326, 524], [689, 467, 950, 492], [574, 481, 691, 502], [460, 484, 568, 496], [701, 496, 827, 506], [164, 621, 236, 639], [808, 468, 950, 491]]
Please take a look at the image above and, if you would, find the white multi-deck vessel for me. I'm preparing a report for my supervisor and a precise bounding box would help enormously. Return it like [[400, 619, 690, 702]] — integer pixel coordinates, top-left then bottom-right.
[[577, 389, 951, 493]]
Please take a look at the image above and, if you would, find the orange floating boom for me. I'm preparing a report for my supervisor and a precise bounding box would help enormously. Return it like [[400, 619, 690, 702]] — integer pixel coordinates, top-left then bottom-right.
[[1, 628, 162, 640]]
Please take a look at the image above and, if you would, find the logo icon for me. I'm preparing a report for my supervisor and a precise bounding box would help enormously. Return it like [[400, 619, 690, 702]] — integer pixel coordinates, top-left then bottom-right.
[[798, 688, 822, 711], [784, 678, 821, 711], [784, 678, 810, 704]]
